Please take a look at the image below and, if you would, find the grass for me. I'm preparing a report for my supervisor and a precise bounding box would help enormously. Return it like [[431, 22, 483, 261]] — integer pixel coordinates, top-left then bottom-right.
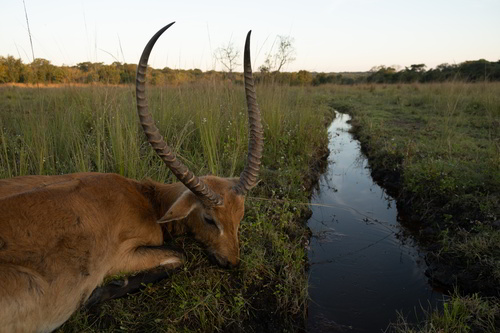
[[0, 83, 332, 332], [324, 82, 499, 332], [4, 81, 497, 331], [389, 291, 500, 333]]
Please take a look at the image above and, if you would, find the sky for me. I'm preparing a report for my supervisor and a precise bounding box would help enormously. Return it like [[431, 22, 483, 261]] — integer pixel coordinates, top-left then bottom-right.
[[1, 0, 499, 73]]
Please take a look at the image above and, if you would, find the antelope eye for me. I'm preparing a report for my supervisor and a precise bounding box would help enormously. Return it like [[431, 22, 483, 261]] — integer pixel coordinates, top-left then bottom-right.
[[204, 216, 217, 227]]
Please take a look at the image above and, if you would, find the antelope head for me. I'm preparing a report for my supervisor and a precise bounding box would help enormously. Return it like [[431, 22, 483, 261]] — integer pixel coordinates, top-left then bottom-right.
[[136, 23, 263, 267]]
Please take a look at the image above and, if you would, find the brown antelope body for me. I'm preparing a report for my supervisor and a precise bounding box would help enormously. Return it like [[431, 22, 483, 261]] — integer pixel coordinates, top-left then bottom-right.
[[0, 22, 263, 333]]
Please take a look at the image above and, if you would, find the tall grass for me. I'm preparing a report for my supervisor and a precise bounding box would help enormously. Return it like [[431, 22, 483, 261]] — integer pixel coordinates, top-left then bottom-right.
[[0, 82, 332, 332], [0, 83, 329, 179]]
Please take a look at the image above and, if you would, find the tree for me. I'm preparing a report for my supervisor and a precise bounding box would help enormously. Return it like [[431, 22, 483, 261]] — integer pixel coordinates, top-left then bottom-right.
[[258, 57, 273, 73], [32, 58, 57, 83], [409, 64, 426, 72], [97, 65, 120, 84], [120, 63, 136, 84], [259, 35, 296, 73], [274, 35, 296, 72], [295, 70, 312, 85], [77, 62, 93, 72], [0, 56, 24, 82], [0, 61, 8, 83], [214, 41, 240, 75], [367, 66, 398, 83]]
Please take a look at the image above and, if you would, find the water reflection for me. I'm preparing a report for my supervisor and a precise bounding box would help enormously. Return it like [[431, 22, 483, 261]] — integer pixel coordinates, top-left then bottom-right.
[[307, 113, 441, 332]]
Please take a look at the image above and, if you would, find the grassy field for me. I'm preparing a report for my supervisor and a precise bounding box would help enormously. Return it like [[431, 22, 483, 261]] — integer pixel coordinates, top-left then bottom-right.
[[0, 83, 332, 332], [326, 82, 500, 332], [2, 82, 499, 332]]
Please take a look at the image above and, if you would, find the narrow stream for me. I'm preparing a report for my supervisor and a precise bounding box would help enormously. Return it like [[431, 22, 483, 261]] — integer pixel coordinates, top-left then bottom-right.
[[307, 112, 442, 332]]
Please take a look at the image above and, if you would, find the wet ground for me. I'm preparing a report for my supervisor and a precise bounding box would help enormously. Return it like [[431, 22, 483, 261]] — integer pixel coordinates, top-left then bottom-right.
[[307, 113, 443, 332]]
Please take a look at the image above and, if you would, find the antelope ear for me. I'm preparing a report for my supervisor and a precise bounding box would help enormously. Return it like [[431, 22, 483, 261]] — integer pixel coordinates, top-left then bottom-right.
[[158, 191, 200, 223]]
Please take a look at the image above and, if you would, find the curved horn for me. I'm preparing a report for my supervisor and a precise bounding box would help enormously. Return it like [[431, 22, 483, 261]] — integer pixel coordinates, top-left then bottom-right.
[[136, 22, 223, 207], [234, 31, 264, 195]]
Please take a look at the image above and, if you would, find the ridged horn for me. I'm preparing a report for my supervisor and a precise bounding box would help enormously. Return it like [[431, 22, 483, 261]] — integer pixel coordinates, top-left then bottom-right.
[[233, 31, 264, 195], [136, 22, 223, 207]]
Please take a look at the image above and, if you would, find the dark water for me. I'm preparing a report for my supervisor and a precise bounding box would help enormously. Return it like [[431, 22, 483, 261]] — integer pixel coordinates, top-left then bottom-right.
[[307, 113, 442, 332]]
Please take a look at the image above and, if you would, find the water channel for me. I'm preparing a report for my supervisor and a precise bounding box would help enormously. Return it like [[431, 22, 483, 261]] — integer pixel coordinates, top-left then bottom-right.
[[307, 112, 442, 332]]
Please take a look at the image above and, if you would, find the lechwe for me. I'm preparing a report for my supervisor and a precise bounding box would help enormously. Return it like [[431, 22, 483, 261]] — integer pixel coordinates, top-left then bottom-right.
[[0, 22, 263, 333]]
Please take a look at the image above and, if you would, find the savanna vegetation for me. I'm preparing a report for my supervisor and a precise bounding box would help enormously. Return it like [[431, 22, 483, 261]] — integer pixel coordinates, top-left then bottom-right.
[[2, 55, 499, 86], [0, 83, 333, 332], [1, 59, 500, 332], [327, 82, 499, 332], [0, 55, 318, 86], [366, 60, 500, 84]]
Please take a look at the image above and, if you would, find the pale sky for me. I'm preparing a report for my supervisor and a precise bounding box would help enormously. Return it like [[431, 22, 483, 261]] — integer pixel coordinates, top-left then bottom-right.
[[1, 0, 499, 73]]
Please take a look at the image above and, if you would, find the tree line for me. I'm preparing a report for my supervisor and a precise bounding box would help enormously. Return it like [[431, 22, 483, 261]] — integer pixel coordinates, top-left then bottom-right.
[[0, 56, 219, 85], [0, 55, 318, 86], [365, 60, 500, 84], [1, 55, 499, 86]]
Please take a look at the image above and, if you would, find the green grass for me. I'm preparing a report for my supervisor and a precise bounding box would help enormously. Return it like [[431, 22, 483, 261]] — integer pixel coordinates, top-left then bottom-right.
[[389, 292, 500, 333], [0, 83, 332, 332], [5, 81, 497, 332], [324, 82, 499, 332]]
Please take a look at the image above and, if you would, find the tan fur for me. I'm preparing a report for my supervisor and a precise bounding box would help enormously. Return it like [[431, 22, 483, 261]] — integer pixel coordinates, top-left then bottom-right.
[[0, 172, 245, 332]]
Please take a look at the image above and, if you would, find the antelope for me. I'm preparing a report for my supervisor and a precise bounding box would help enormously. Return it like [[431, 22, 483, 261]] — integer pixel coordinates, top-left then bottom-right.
[[0, 22, 263, 333]]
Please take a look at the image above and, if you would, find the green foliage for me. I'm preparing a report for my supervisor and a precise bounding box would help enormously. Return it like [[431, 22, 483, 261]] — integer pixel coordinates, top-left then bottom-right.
[[390, 292, 500, 333], [366, 59, 500, 84], [1, 55, 500, 87], [0, 57, 227, 86], [0, 56, 23, 83]]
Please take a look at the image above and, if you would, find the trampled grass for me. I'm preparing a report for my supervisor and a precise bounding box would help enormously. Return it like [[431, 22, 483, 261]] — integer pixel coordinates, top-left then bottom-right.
[[0, 82, 332, 332]]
